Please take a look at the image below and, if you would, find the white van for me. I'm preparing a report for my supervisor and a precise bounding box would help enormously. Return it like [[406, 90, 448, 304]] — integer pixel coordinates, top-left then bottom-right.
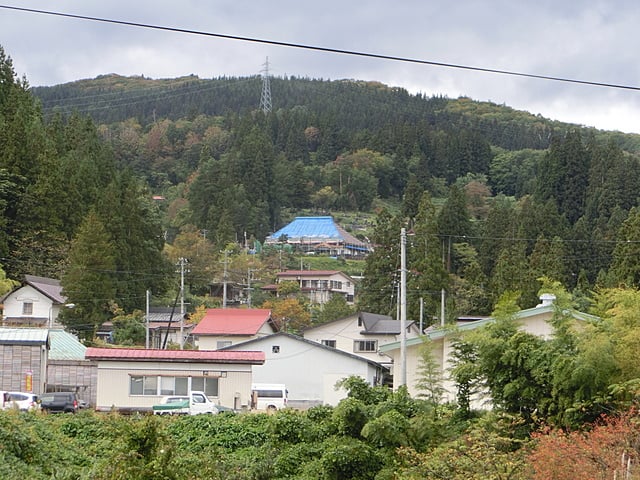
[[251, 383, 288, 411]]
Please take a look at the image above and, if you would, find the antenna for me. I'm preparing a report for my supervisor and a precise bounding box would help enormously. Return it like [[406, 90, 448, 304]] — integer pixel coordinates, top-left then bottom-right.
[[260, 56, 272, 113]]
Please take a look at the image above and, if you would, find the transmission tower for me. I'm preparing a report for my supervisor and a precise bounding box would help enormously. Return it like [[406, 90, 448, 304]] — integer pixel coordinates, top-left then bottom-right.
[[260, 57, 272, 113]]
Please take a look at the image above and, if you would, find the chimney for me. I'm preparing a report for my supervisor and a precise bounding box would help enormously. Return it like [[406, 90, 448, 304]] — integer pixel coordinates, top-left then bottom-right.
[[537, 293, 556, 307]]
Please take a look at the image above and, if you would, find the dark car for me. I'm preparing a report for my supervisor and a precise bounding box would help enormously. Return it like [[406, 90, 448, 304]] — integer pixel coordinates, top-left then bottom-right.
[[40, 392, 79, 413]]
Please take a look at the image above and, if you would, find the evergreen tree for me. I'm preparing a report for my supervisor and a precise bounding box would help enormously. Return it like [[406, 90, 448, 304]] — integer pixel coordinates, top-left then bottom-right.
[[408, 192, 450, 323], [94, 171, 170, 311], [357, 208, 404, 316], [60, 211, 116, 341], [608, 207, 640, 287]]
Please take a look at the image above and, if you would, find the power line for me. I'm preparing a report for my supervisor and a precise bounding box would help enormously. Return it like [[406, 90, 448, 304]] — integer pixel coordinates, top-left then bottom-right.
[[2, 4, 640, 92]]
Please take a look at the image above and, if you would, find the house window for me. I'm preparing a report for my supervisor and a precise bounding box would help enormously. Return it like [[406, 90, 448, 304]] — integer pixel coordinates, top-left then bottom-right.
[[321, 340, 336, 348], [217, 340, 232, 349], [130, 375, 215, 396], [129, 375, 158, 395], [354, 340, 377, 353], [191, 377, 219, 397], [160, 376, 188, 395], [272, 345, 280, 353], [22, 302, 33, 315]]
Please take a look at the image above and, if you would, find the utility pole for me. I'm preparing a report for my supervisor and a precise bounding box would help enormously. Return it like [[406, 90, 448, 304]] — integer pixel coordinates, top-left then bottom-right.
[[221, 250, 230, 308], [400, 227, 407, 387], [260, 57, 272, 113], [145, 290, 150, 349], [246, 268, 257, 307], [178, 258, 188, 349]]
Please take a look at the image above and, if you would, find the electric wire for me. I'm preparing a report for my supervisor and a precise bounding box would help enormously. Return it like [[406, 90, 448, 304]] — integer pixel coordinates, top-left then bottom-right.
[[1, 4, 640, 92]]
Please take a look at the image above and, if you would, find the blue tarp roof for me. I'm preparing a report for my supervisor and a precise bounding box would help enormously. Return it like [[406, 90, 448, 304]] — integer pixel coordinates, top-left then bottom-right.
[[267, 217, 343, 242]]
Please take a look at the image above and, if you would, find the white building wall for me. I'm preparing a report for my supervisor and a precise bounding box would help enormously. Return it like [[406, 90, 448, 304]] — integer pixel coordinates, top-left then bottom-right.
[[226, 335, 380, 406], [93, 360, 253, 411], [3, 285, 58, 324], [303, 316, 404, 364]]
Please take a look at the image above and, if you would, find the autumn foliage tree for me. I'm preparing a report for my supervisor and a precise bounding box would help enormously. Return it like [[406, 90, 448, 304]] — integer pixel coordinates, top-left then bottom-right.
[[527, 409, 640, 480]]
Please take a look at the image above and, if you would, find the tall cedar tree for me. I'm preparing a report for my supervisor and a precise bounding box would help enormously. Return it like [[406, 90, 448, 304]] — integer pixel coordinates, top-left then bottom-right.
[[94, 171, 170, 311], [408, 192, 450, 323], [357, 208, 404, 316], [60, 211, 116, 341]]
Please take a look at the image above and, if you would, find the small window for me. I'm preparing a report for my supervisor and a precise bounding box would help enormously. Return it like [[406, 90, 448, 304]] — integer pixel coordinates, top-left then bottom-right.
[[22, 302, 33, 315], [321, 340, 336, 348], [354, 340, 377, 353], [217, 340, 232, 349], [272, 345, 280, 353]]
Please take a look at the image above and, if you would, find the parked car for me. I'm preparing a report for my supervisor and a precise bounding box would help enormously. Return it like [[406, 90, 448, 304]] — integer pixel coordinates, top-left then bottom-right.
[[152, 391, 218, 415], [2, 392, 40, 411], [40, 392, 79, 413]]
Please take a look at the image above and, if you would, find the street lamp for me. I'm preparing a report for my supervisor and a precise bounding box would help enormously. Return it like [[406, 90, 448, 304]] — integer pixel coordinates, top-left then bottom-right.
[[48, 303, 75, 329]]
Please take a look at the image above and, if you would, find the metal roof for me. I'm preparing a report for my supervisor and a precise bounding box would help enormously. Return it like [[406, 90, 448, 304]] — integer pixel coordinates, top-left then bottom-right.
[[191, 308, 274, 336], [85, 347, 265, 364], [48, 329, 87, 361], [24, 275, 67, 304], [0, 328, 49, 345]]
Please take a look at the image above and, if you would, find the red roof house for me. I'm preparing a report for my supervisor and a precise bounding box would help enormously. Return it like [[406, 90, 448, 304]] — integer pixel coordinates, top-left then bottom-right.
[[191, 308, 277, 350]]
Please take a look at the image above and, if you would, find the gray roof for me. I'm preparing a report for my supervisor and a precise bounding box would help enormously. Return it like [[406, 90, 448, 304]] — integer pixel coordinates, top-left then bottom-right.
[[0, 328, 49, 345], [24, 275, 66, 304], [48, 329, 87, 360]]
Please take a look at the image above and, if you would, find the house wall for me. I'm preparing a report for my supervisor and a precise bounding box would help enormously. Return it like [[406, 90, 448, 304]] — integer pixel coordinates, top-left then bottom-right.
[[278, 272, 356, 305], [303, 316, 397, 364], [47, 360, 97, 407], [92, 360, 253, 411], [0, 343, 47, 394], [385, 310, 570, 407], [3, 285, 55, 326], [195, 323, 274, 350], [226, 335, 381, 407]]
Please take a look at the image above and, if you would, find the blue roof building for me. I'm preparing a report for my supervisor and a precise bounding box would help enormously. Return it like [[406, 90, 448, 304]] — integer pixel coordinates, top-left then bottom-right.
[[265, 216, 371, 256]]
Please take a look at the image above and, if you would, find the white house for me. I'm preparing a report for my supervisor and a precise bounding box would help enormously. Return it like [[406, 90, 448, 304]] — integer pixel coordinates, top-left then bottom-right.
[[263, 270, 356, 305], [191, 308, 277, 350], [221, 332, 388, 407], [379, 294, 599, 405], [85, 347, 265, 412], [302, 311, 421, 366], [2, 275, 71, 328]]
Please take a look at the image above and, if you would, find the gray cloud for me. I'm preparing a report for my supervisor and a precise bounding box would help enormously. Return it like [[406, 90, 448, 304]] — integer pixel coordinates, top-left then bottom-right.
[[2, 0, 640, 132]]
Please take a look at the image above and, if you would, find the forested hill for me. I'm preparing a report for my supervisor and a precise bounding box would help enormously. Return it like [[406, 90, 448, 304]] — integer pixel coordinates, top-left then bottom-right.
[[31, 74, 640, 153]]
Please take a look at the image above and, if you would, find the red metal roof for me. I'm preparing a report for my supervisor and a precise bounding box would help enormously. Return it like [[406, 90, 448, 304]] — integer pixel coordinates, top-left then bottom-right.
[[191, 308, 273, 336], [85, 347, 265, 364]]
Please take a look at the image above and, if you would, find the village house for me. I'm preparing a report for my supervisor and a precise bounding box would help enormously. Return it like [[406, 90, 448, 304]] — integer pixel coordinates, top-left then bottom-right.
[[85, 347, 265, 412], [302, 311, 421, 367], [379, 294, 599, 406], [191, 308, 277, 350], [221, 332, 388, 407], [262, 270, 356, 305]]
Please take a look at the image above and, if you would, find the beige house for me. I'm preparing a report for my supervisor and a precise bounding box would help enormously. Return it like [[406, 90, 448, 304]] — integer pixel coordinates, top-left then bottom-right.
[[263, 270, 356, 305], [191, 308, 276, 350], [379, 294, 599, 405], [302, 312, 421, 366], [85, 347, 265, 412]]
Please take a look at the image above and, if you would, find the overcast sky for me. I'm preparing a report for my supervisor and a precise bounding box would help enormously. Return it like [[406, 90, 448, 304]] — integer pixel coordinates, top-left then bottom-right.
[[2, 1, 640, 133]]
